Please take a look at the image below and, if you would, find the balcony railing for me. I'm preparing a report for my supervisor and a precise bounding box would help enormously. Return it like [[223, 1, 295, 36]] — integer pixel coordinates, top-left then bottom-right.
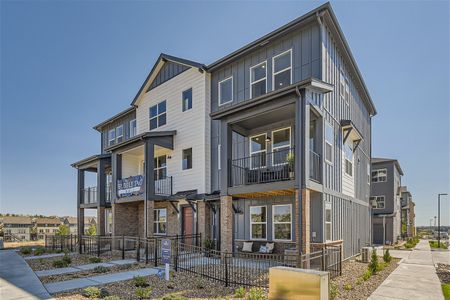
[[106, 183, 112, 203], [82, 186, 97, 204], [155, 176, 173, 196], [309, 150, 321, 182], [230, 147, 294, 187]]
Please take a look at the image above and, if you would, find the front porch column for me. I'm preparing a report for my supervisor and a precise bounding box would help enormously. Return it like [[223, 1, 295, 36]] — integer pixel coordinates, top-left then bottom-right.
[[77, 169, 85, 253], [220, 195, 233, 253], [144, 139, 155, 237], [219, 121, 232, 194], [111, 153, 122, 203], [301, 189, 311, 254], [96, 159, 107, 235], [197, 201, 211, 242]]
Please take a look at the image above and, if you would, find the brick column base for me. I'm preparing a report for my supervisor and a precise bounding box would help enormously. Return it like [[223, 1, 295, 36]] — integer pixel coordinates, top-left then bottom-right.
[[197, 201, 210, 243], [145, 200, 154, 238], [295, 189, 311, 255], [97, 207, 106, 236], [220, 196, 233, 253]]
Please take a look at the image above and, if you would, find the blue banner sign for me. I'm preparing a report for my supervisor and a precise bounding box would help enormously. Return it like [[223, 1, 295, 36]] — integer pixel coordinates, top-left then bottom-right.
[[161, 239, 171, 264], [117, 175, 144, 198]]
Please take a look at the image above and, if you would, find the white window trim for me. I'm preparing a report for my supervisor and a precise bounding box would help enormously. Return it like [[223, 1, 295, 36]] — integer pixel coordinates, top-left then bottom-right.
[[108, 129, 115, 146], [154, 155, 167, 180], [249, 133, 267, 170], [325, 122, 334, 165], [218, 76, 233, 106], [249, 61, 267, 99], [371, 196, 386, 209], [149, 101, 167, 130], [249, 205, 267, 241], [129, 119, 137, 138], [344, 141, 353, 177], [371, 168, 387, 183], [271, 127, 291, 166], [182, 148, 193, 170], [218, 144, 221, 170], [272, 204, 292, 242], [154, 208, 167, 235], [272, 49, 292, 91], [325, 202, 332, 242], [116, 125, 124, 143]]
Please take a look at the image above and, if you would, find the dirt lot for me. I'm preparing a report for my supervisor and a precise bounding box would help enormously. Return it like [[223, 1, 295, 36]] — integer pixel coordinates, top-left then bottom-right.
[[4, 240, 45, 249]]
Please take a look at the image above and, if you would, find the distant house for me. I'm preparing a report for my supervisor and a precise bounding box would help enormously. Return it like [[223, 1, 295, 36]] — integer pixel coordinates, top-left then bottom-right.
[[84, 217, 97, 234], [61, 216, 78, 235], [1, 216, 33, 241], [35, 217, 62, 239], [400, 187, 416, 237]]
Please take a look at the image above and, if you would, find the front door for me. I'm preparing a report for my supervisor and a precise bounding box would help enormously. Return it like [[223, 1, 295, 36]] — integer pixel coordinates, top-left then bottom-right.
[[182, 206, 194, 244]]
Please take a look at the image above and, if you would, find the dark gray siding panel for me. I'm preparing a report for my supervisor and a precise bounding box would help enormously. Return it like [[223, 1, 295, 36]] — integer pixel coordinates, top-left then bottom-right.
[[148, 62, 190, 91], [101, 111, 136, 153]]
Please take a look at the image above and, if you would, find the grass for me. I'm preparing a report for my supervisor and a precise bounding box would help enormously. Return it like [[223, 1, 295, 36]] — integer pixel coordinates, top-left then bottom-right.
[[430, 240, 448, 249], [442, 284, 450, 300]]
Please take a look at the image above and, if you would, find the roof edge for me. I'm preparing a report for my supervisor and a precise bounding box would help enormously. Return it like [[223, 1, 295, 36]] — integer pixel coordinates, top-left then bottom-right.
[[93, 107, 135, 131]]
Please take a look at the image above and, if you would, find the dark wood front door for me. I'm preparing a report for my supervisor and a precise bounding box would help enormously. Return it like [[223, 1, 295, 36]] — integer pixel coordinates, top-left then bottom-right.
[[182, 206, 194, 244]]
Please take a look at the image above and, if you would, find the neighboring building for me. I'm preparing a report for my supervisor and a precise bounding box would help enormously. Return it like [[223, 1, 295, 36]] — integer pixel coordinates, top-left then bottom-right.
[[84, 217, 97, 234], [72, 3, 376, 259], [62, 216, 78, 235], [35, 217, 62, 239], [1, 216, 33, 241], [370, 158, 404, 245], [400, 187, 416, 237]]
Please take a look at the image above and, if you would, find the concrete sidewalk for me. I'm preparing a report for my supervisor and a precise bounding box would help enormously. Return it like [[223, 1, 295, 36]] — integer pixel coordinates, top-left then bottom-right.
[[0, 250, 53, 300], [369, 240, 444, 300]]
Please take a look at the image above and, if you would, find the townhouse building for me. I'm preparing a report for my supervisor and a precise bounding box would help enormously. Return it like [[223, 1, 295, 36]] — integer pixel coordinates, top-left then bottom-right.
[[400, 187, 416, 237], [1, 216, 33, 241], [371, 158, 403, 245], [72, 3, 376, 259]]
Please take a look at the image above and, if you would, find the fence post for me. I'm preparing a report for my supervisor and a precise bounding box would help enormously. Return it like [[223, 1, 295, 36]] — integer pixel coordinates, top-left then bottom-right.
[[97, 235, 100, 257], [145, 238, 149, 264], [339, 245, 343, 276], [70, 234, 73, 252], [154, 238, 158, 267], [225, 253, 229, 287], [122, 235, 125, 260], [60, 235, 63, 252], [136, 237, 140, 262], [79, 236, 82, 254], [321, 248, 326, 271], [174, 240, 179, 272]]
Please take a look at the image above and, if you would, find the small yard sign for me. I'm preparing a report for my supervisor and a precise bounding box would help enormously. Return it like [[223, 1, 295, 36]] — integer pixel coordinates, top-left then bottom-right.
[[161, 239, 171, 281]]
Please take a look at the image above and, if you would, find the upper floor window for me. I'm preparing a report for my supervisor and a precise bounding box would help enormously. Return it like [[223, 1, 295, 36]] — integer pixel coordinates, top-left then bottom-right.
[[116, 125, 124, 143], [218, 77, 233, 106], [344, 142, 353, 176], [370, 196, 385, 209], [154, 208, 167, 235], [273, 50, 292, 90], [273, 204, 292, 241], [340, 68, 350, 105], [250, 133, 267, 169], [325, 122, 334, 164], [182, 88, 192, 112], [250, 61, 267, 98], [325, 202, 332, 241], [250, 206, 267, 240], [149, 101, 166, 130], [108, 129, 115, 146], [129, 119, 137, 138], [154, 155, 167, 180], [182, 148, 192, 170], [372, 169, 387, 183], [272, 127, 291, 165]]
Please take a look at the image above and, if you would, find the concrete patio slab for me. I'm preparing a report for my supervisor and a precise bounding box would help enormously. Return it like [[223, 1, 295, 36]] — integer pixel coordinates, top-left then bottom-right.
[[75, 262, 114, 271], [45, 278, 98, 294], [109, 259, 136, 265], [35, 259, 138, 277]]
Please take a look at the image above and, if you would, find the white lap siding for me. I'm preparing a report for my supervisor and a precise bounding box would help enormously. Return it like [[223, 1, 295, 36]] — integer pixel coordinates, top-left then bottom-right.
[[135, 68, 211, 194]]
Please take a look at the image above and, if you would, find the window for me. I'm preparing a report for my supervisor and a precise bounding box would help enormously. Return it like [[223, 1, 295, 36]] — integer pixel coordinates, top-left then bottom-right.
[[182, 148, 192, 170], [108, 129, 115, 146], [149, 101, 167, 130], [154, 155, 167, 180], [340, 68, 349, 105], [372, 169, 387, 183], [218, 77, 233, 106], [273, 50, 292, 90], [250, 133, 267, 169], [273, 204, 292, 241], [367, 163, 370, 184], [154, 208, 167, 234], [218, 144, 221, 170], [116, 125, 124, 143], [182, 88, 192, 112], [370, 196, 385, 209], [250, 61, 267, 98], [344, 142, 353, 176], [325, 123, 334, 164], [250, 206, 267, 240], [325, 202, 332, 241], [129, 119, 137, 138], [272, 127, 291, 165]]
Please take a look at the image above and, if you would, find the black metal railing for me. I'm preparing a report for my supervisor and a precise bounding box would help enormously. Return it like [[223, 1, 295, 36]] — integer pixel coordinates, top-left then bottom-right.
[[82, 186, 97, 204], [155, 176, 173, 196], [230, 147, 295, 187], [45, 234, 79, 252], [309, 150, 321, 182]]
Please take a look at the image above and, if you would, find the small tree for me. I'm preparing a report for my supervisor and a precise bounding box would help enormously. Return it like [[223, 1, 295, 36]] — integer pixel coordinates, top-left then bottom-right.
[[87, 224, 97, 236], [383, 249, 392, 263], [56, 224, 70, 236], [368, 248, 378, 274]]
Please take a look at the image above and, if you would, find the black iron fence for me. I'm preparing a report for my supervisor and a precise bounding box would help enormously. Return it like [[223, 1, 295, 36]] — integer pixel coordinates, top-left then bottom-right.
[[230, 147, 295, 187], [309, 150, 321, 182], [45, 234, 79, 252]]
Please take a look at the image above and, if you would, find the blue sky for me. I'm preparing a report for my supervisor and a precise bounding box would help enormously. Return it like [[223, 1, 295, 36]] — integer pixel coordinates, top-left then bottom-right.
[[1, 1, 449, 225]]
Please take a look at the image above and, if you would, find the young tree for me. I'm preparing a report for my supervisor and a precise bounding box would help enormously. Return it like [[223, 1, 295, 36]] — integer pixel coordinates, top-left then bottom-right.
[[56, 224, 70, 236], [87, 224, 97, 236], [368, 248, 379, 274]]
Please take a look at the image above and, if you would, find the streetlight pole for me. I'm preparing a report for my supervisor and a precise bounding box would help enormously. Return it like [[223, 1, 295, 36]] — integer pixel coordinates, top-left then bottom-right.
[[438, 193, 448, 246]]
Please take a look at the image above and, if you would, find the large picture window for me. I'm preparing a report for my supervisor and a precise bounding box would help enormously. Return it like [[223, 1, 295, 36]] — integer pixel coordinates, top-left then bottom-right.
[[325, 122, 334, 164], [149, 101, 167, 130], [154, 208, 167, 235], [250, 133, 267, 169], [273, 50, 292, 90], [372, 169, 387, 183], [153, 155, 167, 180], [325, 202, 332, 241], [218, 77, 233, 106], [250, 206, 267, 240], [273, 204, 292, 241], [250, 61, 267, 98], [272, 127, 291, 165], [370, 196, 385, 209]]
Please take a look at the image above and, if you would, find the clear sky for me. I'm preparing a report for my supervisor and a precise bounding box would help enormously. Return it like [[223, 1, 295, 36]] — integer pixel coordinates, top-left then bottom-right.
[[1, 1, 449, 225]]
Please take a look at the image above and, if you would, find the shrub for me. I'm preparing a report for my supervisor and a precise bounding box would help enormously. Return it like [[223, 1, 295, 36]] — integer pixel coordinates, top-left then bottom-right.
[[162, 294, 187, 300], [20, 247, 31, 255], [368, 248, 378, 274], [118, 263, 132, 270], [195, 278, 205, 289], [246, 287, 265, 300], [89, 257, 102, 263], [376, 262, 387, 272], [103, 297, 120, 300], [329, 282, 339, 300], [94, 266, 109, 273], [235, 287, 246, 298], [343, 284, 353, 291], [135, 287, 152, 300], [133, 275, 149, 287], [52, 259, 69, 268], [83, 287, 101, 298], [33, 247, 46, 256], [355, 277, 363, 285], [362, 269, 372, 281], [62, 254, 72, 265], [383, 249, 392, 263]]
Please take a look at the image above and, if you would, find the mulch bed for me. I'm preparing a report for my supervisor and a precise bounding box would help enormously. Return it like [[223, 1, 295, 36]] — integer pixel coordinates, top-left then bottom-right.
[[331, 257, 400, 300], [27, 254, 118, 271], [436, 264, 450, 284], [54, 271, 259, 299]]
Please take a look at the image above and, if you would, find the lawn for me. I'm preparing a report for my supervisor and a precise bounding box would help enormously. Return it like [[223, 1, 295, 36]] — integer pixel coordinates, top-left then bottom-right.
[[442, 284, 450, 300], [429, 240, 448, 249]]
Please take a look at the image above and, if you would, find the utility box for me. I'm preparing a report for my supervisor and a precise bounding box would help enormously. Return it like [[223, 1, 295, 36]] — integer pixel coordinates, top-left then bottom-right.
[[361, 247, 371, 263], [269, 266, 329, 300]]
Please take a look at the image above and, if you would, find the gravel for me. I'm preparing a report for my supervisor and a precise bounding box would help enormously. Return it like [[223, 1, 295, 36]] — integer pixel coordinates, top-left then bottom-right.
[[436, 264, 450, 284], [27, 254, 117, 271]]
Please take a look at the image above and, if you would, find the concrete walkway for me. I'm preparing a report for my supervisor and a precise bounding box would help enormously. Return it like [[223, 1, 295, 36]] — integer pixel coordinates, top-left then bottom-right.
[[0, 250, 53, 300], [24, 253, 69, 261], [44, 267, 161, 294], [369, 240, 444, 300], [35, 259, 136, 277]]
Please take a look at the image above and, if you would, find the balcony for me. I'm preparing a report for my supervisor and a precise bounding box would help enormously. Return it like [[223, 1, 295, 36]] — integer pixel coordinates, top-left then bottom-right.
[[230, 147, 294, 187], [82, 186, 97, 204], [309, 150, 321, 182], [155, 176, 173, 196]]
